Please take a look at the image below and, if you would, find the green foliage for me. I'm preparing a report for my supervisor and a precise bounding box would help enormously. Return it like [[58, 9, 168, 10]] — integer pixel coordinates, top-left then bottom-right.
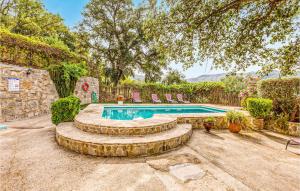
[[203, 117, 216, 123], [246, 98, 273, 119], [226, 111, 246, 124], [258, 77, 300, 120], [0, 0, 77, 50], [51, 96, 81, 125], [163, 70, 186, 85], [222, 75, 246, 93], [80, 0, 167, 86], [274, 114, 289, 131], [48, 62, 88, 98], [0, 28, 80, 67], [240, 98, 248, 109], [109, 81, 235, 104], [144, 0, 299, 76]]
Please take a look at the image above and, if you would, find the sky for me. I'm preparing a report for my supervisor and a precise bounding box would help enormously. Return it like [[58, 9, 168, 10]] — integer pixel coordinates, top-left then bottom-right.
[[43, 0, 259, 78]]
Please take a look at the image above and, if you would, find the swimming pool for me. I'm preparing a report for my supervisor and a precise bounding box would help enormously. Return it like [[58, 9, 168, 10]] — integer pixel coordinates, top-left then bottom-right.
[[101, 105, 226, 120]]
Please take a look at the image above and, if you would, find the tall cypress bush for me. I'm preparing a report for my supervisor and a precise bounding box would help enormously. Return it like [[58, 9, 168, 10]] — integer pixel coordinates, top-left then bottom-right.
[[48, 62, 87, 98]]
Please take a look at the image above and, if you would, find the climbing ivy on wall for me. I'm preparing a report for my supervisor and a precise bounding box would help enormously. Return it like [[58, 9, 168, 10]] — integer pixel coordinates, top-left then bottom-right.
[[0, 28, 81, 68], [48, 62, 88, 98]]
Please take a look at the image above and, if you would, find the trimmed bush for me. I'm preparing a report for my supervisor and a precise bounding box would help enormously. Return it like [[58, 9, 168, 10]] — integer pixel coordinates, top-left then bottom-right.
[[257, 77, 300, 121], [246, 98, 273, 119], [51, 96, 81, 125]]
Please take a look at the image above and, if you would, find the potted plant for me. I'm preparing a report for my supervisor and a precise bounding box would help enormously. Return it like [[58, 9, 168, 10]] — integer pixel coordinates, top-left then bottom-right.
[[203, 117, 216, 132], [117, 95, 124, 105], [226, 111, 245, 133], [246, 98, 272, 130]]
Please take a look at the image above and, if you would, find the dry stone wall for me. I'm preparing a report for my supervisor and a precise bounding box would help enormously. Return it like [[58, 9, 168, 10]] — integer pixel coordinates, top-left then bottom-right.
[[0, 63, 59, 121]]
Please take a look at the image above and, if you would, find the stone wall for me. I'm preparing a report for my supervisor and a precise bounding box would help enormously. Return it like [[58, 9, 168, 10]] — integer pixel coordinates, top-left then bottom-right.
[[75, 77, 99, 104], [0, 63, 58, 121], [265, 120, 300, 137]]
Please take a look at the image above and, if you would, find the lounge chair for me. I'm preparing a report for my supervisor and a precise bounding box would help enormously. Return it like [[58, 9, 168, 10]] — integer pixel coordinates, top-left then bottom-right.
[[177, 94, 190, 104], [132, 92, 142, 103], [151, 94, 162, 103], [286, 138, 300, 150], [165, 94, 178, 103]]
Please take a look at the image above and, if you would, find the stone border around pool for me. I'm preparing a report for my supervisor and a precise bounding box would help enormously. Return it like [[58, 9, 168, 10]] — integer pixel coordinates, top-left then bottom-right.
[[74, 104, 243, 135], [74, 104, 178, 136]]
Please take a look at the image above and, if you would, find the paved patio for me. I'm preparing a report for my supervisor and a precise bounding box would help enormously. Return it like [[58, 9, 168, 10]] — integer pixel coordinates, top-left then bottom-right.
[[0, 115, 299, 191]]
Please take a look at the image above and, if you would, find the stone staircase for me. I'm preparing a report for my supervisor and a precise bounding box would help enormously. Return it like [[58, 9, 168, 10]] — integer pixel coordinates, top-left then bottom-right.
[[56, 119, 192, 157]]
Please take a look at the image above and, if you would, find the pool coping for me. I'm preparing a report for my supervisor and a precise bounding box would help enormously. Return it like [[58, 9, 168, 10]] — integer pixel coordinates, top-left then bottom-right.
[[75, 104, 246, 129]]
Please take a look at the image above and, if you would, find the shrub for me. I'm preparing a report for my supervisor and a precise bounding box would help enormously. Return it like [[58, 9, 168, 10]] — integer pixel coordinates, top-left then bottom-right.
[[246, 98, 273, 119], [51, 96, 81, 125], [226, 111, 246, 124], [275, 114, 289, 131], [257, 77, 300, 121], [48, 62, 87, 98]]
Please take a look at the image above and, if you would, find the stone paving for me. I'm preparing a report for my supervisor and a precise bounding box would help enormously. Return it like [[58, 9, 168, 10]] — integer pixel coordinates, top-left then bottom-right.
[[1, 115, 300, 191]]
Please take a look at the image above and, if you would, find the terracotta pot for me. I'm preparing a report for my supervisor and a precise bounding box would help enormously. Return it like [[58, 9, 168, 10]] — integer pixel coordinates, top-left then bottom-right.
[[228, 122, 241, 133], [203, 122, 214, 132], [117, 95, 124, 101]]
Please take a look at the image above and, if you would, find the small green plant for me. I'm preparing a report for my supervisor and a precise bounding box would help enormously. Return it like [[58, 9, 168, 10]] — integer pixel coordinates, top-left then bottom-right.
[[226, 111, 245, 124], [275, 114, 289, 131], [51, 95, 81, 125], [246, 98, 273, 119], [203, 117, 216, 123]]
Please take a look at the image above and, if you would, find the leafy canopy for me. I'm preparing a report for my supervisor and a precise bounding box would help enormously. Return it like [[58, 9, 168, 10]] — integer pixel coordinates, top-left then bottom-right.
[[0, 0, 78, 51], [144, 0, 299, 76], [79, 0, 168, 86]]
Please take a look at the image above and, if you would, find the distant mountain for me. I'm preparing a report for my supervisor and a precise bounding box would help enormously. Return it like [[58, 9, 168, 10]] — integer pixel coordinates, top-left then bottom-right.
[[186, 70, 300, 82]]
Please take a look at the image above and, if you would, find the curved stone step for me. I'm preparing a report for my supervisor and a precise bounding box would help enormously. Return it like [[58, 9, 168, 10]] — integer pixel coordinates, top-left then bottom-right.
[[56, 123, 192, 157], [75, 115, 178, 136]]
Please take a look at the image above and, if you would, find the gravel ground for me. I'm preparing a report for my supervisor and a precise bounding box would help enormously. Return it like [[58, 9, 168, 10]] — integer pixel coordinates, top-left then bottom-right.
[[0, 115, 299, 191]]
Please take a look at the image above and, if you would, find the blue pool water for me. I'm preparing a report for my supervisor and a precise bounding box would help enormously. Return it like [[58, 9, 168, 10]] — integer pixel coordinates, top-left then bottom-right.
[[102, 105, 225, 120]]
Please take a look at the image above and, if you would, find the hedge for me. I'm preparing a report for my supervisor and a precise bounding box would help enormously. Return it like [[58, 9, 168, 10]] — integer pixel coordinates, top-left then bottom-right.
[[246, 98, 273, 119], [0, 28, 81, 68], [257, 77, 300, 121], [51, 96, 81, 125], [100, 81, 242, 106]]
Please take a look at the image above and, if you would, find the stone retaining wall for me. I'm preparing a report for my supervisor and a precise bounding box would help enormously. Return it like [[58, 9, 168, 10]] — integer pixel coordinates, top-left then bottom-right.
[[56, 125, 192, 157], [74, 119, 177, 136], [265, 120, 300, 137], [75, 77, 99, 104], [177, 116, 227, 129], [0, 63, 58, 121]]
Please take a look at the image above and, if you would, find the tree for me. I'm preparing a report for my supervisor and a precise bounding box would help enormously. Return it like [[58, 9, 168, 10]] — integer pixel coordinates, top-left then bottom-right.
[[0, 0, 77, 51], [145, 0, 299, 76], [79, 0, 167, 86], [221, 75, 246, 93], [163, 69, 185, 85]]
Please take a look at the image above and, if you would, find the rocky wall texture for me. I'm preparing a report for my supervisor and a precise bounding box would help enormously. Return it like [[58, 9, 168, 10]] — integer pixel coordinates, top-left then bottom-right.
[[265, 120, 300, 137], [0, 63, 58, 121], [74, 77, 99, 104]]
